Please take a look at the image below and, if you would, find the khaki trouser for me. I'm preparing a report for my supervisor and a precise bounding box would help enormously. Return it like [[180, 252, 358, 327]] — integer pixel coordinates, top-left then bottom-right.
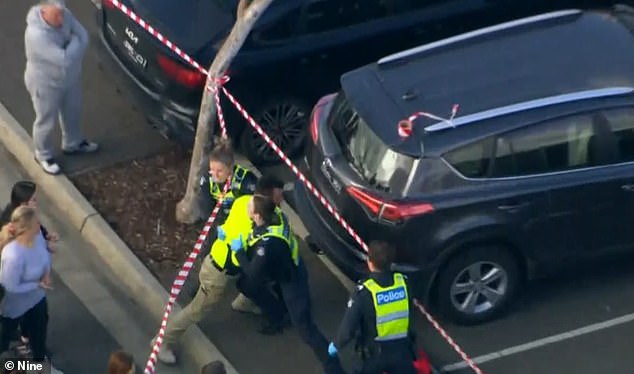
[[163, 255, 253, 346]]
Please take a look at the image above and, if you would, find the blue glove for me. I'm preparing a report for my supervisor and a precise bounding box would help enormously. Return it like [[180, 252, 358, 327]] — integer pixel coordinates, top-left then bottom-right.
[[328, 342, 338, 357], [217, 226, 226, 241], [230, 234, 244, 252]]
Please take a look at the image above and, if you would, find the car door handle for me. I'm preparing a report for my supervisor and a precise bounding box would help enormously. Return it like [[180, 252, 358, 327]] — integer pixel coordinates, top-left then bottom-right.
[[497, 202, 531, 211], [621, 184, 634, 192]]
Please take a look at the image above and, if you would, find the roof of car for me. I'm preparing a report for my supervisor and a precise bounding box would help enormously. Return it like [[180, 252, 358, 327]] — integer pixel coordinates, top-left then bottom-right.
[[340, 8, 634, 157]]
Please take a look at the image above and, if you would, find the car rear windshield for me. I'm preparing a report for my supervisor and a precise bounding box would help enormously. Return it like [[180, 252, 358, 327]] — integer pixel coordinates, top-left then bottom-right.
[[330, 92, 415, 193], [614, 4, 634, 36]]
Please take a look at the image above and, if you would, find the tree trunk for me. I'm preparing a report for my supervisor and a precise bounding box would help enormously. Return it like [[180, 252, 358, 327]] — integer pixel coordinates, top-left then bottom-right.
[[176, 0, 275, 224]]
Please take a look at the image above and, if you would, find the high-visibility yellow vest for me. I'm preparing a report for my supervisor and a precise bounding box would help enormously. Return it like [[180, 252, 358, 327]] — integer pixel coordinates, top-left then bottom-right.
[[245, 211, 299, 266], [209, 195, 253, 270], [209, 164, 249, 202], [363, 273, 410, 342]]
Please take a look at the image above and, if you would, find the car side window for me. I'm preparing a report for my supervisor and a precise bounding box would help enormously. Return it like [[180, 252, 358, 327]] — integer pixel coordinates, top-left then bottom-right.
[[491, 114, 597, 178], [444, 138, 494, 179], [252, 9, 301, 43], [602, 108, 634, 163], [300, 0, 390, 35]]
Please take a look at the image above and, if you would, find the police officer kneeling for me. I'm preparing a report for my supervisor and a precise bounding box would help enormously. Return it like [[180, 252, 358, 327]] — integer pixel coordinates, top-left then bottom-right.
[[329, 241, 418, 374], [231, 195, 345, 374]]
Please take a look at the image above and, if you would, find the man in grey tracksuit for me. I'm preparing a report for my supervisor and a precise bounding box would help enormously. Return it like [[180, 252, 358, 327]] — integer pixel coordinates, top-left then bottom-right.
[[25, 0, 98, 175]]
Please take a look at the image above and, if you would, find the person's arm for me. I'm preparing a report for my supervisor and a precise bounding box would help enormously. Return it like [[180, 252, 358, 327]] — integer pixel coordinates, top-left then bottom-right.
[[69, 11, 88, 48], [199, 175, 215, 213], [25, 29, 78, 69], [0, 252, 40, 293], [234, 237, 270, 282], [333, 286, 365, 350], [237, 171, 258, 197]]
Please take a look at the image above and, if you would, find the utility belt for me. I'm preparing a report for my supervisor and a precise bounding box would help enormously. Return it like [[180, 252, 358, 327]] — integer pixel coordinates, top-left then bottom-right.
[[355, 336, 414, 361]]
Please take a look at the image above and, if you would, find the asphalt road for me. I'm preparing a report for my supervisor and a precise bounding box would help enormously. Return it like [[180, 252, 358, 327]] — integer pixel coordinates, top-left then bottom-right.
[[3, 1, 634, 374]]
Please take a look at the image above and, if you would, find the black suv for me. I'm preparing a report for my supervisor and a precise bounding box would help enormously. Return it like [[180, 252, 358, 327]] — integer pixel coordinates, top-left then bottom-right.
[[97, 0, 597, 164], [295, 5, 634, 325]]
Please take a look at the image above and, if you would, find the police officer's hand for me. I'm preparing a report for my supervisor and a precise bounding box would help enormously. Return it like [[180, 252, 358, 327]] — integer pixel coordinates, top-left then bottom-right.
[[217, 226, 226, 241], [328, 342, 338, 357], [230, 234, 244, 252]]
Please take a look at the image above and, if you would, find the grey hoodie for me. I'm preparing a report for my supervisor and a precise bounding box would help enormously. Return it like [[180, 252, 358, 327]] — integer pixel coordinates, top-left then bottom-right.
[[24, 5, 88, 89]]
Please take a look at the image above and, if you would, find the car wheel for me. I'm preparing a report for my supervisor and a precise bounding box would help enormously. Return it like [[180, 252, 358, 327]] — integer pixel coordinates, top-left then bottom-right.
[[437, 246, 520, 325], [239, 97, 310, 165]]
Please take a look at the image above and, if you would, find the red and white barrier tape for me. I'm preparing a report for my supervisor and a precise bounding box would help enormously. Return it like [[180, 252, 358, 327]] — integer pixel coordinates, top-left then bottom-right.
[[398, 104, 460, 139], [414, 300, 483, 374], [220, 87, 370, 254], [104, 1, 482, 372], [107, 0, 230, 138], [144, 179, 231, 374], [223, 86, 484, 374]]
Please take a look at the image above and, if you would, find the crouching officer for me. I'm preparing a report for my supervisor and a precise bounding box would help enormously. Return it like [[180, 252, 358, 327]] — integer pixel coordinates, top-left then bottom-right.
[[231, 195, 345, 374], [199, 138, 257, 218], [328, 241, 418, 374]]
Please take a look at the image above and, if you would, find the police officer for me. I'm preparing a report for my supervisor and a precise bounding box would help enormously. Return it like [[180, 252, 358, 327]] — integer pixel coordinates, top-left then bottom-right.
[[328, 241, 418, 374], [214, 174, 289, 313], [199, 138, 257, 218], [157, 170, 259, 365], [188, 138, 257, 295], [231, 195, 345, 374]]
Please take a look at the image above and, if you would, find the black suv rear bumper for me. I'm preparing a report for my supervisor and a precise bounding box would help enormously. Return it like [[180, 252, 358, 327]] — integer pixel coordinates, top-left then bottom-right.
[[294, 181, 369, 281], [294, 181, 435, 300], [95, 11, 197, 145]]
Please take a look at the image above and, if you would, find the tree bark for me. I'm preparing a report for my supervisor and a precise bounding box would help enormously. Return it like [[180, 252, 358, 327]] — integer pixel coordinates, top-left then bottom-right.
[[176, 0, 275, 224]]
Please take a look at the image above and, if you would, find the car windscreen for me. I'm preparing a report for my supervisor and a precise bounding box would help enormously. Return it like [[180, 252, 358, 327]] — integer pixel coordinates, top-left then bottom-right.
[[330, 92, 415, 194]]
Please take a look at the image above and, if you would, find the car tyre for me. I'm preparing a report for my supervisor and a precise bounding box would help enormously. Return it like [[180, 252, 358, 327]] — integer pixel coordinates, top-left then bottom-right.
[[437, 246, 520, 325], [239, 97, 310, 166]]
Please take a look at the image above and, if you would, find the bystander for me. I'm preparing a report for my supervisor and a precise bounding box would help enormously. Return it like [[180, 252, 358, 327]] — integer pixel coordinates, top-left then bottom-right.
[[107, 350, 135, 374], [24, 0, 98, 174], [0, 207, 62, 373]]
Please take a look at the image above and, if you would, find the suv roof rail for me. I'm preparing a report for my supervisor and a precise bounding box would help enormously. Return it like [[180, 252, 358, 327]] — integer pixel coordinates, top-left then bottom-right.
[[378, 9, 581, 65], [424, 87, 634, 133]]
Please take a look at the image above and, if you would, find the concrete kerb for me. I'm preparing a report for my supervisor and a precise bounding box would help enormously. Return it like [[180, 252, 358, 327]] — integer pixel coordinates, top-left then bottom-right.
[[0, 102, 239, 374]]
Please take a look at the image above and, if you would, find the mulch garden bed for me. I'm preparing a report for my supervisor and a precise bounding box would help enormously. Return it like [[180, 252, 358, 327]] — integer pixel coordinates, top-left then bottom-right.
[[71, 145, 202, 288]]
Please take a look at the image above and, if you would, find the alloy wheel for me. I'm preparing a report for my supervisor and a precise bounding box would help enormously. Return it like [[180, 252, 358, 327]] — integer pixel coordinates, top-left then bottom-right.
[[250, 102, 307, 162], [450, 261, 508, 315]]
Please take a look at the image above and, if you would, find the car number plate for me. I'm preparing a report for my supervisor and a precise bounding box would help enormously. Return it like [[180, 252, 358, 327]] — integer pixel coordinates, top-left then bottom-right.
[[122, 39, 147, 69]]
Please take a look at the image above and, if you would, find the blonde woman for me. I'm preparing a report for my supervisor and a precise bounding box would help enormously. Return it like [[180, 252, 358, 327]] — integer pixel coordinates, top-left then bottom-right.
[[0, 206, 62, 373]]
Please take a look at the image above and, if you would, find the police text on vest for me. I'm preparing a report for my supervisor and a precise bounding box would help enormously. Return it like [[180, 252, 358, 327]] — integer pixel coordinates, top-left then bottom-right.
[[375, 287, 406, 305]]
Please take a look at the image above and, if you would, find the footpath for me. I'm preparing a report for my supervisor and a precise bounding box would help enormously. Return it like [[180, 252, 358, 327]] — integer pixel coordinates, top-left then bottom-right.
[[0, 140, 200, 373]]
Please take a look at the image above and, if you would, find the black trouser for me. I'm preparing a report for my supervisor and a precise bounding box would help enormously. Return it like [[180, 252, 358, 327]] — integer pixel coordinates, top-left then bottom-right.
[[238, 274, 286, 325], [359, 343, 417, 374], [279, 260, 345, 374], [1, 298, 48, 361]]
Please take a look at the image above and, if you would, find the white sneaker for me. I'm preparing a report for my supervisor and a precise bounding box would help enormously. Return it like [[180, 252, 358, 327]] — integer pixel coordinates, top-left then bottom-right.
[[157, 346, 176, 365], [36, 157, 61, 175], [151, 336, 177, 365], [231, 295, 262, 315]]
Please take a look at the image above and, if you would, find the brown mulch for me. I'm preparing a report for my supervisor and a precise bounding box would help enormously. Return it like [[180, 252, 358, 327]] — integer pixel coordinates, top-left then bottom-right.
[[71, 145, 202, 288]]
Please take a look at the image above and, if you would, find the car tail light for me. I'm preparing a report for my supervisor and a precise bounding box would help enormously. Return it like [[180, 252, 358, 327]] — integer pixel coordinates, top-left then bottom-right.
[[156, 54, 206, 89], [310, 94, 336, 144], [347, 186, 433, 222], [103, 0, 115, 9], [310, 105, 323, 144]]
